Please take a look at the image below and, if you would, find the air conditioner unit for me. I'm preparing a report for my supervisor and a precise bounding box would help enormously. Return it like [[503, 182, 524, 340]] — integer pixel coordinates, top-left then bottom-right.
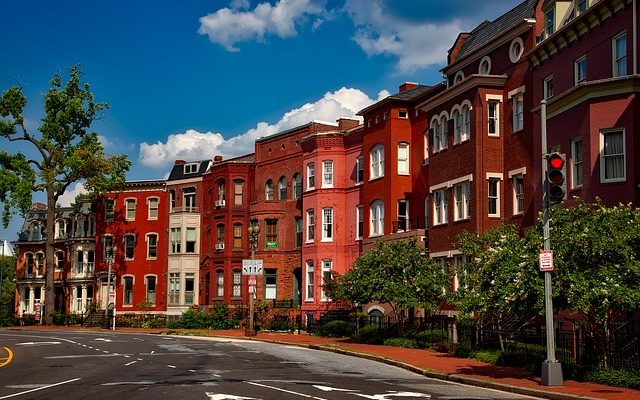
[[215, 243, 225, 250], [215, 199, 225, 207]]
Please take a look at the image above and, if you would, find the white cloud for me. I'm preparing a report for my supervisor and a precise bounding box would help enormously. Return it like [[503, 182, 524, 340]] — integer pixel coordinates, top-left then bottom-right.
[[198, 0, 325, 52], [58, 182, 87, 207], [138, 87, 385, 168], [344, 0, 461, 73]]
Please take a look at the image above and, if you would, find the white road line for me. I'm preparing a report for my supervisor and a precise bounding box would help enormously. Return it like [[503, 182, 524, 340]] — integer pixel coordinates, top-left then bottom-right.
[[124, 355, 130, 358], [150, 350, 155, 354], [133, 338, 144, 341], [246, 381, 329, 400], [167, 365, 176, 369], [124, 361, 137, 366], [103, 351, 109, 354], [189, 369, 196, 373], [137, 358, 143, 361], [82, 344, 87, 347], [44, 354, 120, 359], [0, 378, 80, 399], [94, 348, 100, 351]]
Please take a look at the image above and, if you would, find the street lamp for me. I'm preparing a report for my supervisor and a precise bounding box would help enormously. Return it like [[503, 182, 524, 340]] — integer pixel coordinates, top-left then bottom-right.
[[246, 224, 260, 336], [103, 250, 114, 330]]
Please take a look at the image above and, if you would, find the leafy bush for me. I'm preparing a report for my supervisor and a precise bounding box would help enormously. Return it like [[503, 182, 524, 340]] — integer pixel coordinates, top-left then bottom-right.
[[358, 324, 384, 344], [584, 368, 640, 390], [412, 329, 448, 348], [318, 320, 354, 337], [383, 337, 420, 348]]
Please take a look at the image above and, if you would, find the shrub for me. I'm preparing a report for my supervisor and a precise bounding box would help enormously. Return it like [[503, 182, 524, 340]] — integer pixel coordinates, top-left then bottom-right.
[[358, 324, 384, 344], [318, 320, 354, 337], [383, 337, 420, 348], [413, 329, 448, 348], [584, 368, 640, 390]]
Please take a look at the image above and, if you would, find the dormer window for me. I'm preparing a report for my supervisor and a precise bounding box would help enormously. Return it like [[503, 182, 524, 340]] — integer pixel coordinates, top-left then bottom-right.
[[545, 8, 555, 36], [184, 163, 199, 174], [454, 71, 465, 84], [478, 56, 491, 75], [398, 110, 408, 119], [576, 0, 587, 15]]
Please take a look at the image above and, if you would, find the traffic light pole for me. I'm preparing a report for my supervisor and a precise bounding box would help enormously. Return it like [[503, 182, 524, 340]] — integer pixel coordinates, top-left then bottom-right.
[[540, 100, 563, 386]]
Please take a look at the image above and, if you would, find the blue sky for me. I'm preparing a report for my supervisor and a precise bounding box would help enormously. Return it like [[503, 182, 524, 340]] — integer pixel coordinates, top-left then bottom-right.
[[0, 0, 522, 247]]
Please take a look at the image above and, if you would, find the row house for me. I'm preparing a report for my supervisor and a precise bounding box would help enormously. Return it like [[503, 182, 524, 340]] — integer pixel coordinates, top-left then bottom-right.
[[95, 180, 168, 313]]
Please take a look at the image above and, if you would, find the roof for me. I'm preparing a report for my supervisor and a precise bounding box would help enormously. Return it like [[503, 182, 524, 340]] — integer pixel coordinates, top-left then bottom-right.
[[454, 0, 538, 61], [255, 121, 337, 143], [357, 84, 436, 116], [167, 159, 212, 181]]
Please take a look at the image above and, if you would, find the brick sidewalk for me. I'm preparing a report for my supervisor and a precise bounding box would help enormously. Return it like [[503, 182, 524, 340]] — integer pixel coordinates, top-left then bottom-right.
[[7, 326, 640, 400]]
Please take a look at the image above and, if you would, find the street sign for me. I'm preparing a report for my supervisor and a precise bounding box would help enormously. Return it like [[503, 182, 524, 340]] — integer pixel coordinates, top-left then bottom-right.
[[242, 259, 263, 275], [539, 250, 554, 272], [248, 285, 255, 294], [248, 275, 256, 286]]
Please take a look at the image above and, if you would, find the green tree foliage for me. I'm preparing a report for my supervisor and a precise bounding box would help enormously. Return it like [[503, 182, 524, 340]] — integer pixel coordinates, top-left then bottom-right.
[[0, 66, 131, 324], [0, 253, 16, 326], [330, 239, 447, 326]]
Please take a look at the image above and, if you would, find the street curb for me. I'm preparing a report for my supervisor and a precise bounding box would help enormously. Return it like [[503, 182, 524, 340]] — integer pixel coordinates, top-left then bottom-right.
[[236, 336, 603, 400]]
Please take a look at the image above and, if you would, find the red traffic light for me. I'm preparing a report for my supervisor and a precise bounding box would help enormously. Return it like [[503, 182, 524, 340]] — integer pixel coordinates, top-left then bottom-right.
[[547, 153, 566, 203], [548, 153, 564, 169]]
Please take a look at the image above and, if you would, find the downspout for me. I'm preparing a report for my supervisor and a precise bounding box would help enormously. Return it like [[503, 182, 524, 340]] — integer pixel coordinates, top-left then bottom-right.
[[634, 0, 637, 74]]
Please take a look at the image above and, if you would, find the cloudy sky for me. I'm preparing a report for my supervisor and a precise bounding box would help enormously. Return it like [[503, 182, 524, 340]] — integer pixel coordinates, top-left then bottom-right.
[[0, 0, 522, 243]]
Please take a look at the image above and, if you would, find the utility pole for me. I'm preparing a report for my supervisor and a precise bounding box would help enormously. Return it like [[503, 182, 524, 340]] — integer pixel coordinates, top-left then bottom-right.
[[540, 99, 563, 386], [245, 224, 260, 336], [103, 250, 114, 330]]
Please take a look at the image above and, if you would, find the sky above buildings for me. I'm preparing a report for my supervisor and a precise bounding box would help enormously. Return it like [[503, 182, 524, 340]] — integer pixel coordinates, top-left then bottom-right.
[[0, 0, 522, 245]]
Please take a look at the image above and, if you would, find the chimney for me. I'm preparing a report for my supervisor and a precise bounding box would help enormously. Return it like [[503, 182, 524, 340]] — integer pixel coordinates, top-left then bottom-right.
[[174, 160, 186, 165], [214, 155, 223, 162], [337, 118, 360, 131], [399, 82, 419, 92]]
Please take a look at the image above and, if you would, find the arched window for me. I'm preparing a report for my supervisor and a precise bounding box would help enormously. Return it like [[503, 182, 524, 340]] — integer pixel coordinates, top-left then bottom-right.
[[265, 179, 274, 201], [370, 145, 384, 179], [278, 176, 288, 200], [462, 104, 471, 141], [292, 173, 302, 199]]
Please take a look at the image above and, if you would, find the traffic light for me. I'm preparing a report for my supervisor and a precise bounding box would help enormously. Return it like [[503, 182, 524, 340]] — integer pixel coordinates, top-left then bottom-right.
[[547, 153, 566, 203]]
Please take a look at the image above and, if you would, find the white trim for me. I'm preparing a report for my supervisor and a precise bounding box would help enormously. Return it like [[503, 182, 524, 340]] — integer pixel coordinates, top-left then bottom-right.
[[509, 37, 524, 63], [454, 71, 465, 84], [429, 181, 449, 192], [478, 55, 492, 74], [430, 250, 451, 258], [599, 128, 626, 183], [507, 85, 526, 99], [450, 249, 462, 256], [486, 172, 504, 180], [485, 94, 503, 102], [508, 167, 527, 178], [450, 174, 474, 186]]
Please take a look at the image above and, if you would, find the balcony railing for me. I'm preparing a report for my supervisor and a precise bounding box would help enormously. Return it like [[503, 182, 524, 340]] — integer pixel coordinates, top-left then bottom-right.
[[170, 206, 199, 214], [392, 217, 428, 233]]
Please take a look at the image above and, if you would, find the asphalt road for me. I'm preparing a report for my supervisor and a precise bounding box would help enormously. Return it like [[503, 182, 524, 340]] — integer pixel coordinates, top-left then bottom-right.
[[0, 330, 539, 400]]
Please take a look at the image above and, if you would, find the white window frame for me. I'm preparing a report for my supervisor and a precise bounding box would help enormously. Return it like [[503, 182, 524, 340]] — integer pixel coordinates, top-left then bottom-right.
[[124, 234, 135, 261], [232, 270, 242, 298], [397, 142, 409, 175], [356, 205, 363, 240], [487, 173, 502, 218], [305, 260, 314, 301], [356, 156, 364, 184], [322, 160, 334, 188], [370, 200, 384, 237], [432, 119, 441, 152], [439, 115, 448, 150], [575, 55, 587, 84], [398, 109, 408, 119], [478, 56, 492, 74], [509, 37, 524, 63], [512, 94, 524, 132], [397, 200, 409, 232], [509, 169, 525, 215], [453, 108, 462, 144], [453, 181, 470, 221], [370, 145, 384, 180], [170, 227, 181, 254], [265, 179, 274, 201], [122, 275, 134, 306], [307, 162, 315, 190], [146, 233, 158, 259], [545, 7, 555, 37], [321, 208, 333, 242], [543, 75, 554, 100], [433, 188, 448, 226], [488, 100, 500, 137], [215, 270, 224, 298], [145, 274, 157, 305], [613, 32, 627, 77], [321, 259, 332, 301], [147, 197, 159, 220], [184, 163, 199, 174], [306, 209, 315, 242], [600, 129, 626, 183], [423, 129, 429, 164], [571, 138, 583, 189], [125, 198, 136, 221]]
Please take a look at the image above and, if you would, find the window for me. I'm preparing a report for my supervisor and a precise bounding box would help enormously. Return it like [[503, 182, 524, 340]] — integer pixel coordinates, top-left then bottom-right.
[[509, 37, 524, 63], [265, 179, 274, 200], [305, 261, 314, 301], [123, 276, 133, 306], [356, 156, 364, 183], [576, 0, 587, 14], [277, 177, 287, 200], [306, 209, 315, 242], [57, 220, 66, 239], [397, 143, 409, 175], [265, 219, 278, 248], [462, 105, 471, 141], [183, 188, 196, 211], [397, 200, 408, 232], [423, 129, 429, 162], [433, 189, 448, 225], [454, 255, 469, 291], [370, 145, 384, 179], [453, 109, 462, 144], [513, 95, 523, 132], [375, 115, 380, 124], [543, 76, 554, 99], [232, 270, 242, 297], [264, 268, 277, 299], [234, 180, 244, 205], [105, 200, 114, 221], [295, 218, 303, 247], [370, 200, 384, 236], [545, 7, 555, 36], [124, 234, 135, 260], [488, 179, 500, 217], [571, 138, 583, 188], [356, 206, 363, 240], [488, 100, 499, 136], [321, 260, 332, 301], [432, 120, 441, 152], [148, 198, 159, 220], [478, 56, 491, 74], [513, 175, 525, 214], [55, 251, 64, 271], [103, 235, 115, 260], [439, 115, 448, 149], [216, 224, 224, 248], [233, 224, 243, 249], [601, 130, 625, 182], [398, 109, 408, 119], [87, 251, 95, 274], [170, 227, 181, 254], [147, 234, 158, 258], [169, 190, 176, 211], [217, 181, 226, 203], [184, 163, 199, 174], [454, 182, 470, 221], [216, 270, 224, 298], [292, 174, 302, 198], [423, 195, 430, 228], [307, 163, 315, 190], [186, 227, 197, 253], [322, 160, 333, 188], [185, 273, 195, 304], [322, 208, 333, 242], [168, 273, 180, 305], [575, 56, 587, 84], [75, 250, 84, 273], [146, 275, 156, 304], [383, 111, 389, 121], [613, 32, 627, 77]]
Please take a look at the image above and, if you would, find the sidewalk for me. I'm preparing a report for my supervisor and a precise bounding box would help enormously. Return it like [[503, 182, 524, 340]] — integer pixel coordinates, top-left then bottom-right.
[[8, 326, 640, 400]]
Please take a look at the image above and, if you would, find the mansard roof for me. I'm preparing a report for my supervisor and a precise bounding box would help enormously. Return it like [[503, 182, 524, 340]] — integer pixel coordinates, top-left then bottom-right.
[[167, 159, 212, 181], [357, 84, 438, 116]]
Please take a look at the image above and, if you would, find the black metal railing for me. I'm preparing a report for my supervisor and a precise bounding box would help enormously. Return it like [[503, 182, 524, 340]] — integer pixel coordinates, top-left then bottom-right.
[[392, 217, 428, 233]]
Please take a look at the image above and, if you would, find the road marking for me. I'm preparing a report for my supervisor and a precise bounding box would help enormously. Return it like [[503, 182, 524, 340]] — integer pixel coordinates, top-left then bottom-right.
[[103, 381, 156, 386], [124, 361, 137, 366], [0, 347, 13, 367], [150, 350, 155, 354], [133, 337, 144, 341], [94, 348, 100, 351], [95, 338, 112, 342], [45, 354, 120, 359], [313, 385, 356, 392], [103, 351, 109, 354], [352, 392, 431, 399], [246, 381, 328, 400], [167, 365, 176, 368], [189, 369, 196, 373], [16, 342, 61, 346], [205, 394, 257, 400], [0, 378, 80, 399]]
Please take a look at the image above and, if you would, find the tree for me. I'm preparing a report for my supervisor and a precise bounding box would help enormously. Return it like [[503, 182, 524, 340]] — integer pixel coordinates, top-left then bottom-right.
[[0, 251, 16, 326], [329, 239, 447, 332], [0, 66, 131, 324]]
